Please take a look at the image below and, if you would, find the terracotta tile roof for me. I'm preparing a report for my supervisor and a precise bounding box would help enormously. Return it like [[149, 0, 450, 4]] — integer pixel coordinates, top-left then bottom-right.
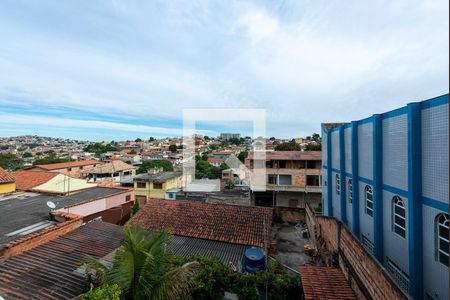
[[34, 159, 100, 170], [207, 157, 226, 164], [0, 221, 124, 300], [81, 160, 135, 174], [12, 170, 58, 190], [299, 266, 356, 300], [129, 200, 273, 248], [0, 167, 15, 183], [247, 151, 322, 161]]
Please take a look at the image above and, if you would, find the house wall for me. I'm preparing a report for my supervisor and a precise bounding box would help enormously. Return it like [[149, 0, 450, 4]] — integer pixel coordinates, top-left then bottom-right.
[[321, 95, 449, 300], [34, 174, 95, 194], [134, 175, 184, 201], [56, 190, 134, 217], [314, 217, 408, 300], [0, 182, 15, 194]]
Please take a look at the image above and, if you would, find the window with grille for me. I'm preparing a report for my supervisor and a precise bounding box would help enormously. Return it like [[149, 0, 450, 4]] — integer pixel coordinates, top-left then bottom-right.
[[153, 183, 163, 189], [392, 196, 406, 238], [348, 179, 353, 203], [436, 213, 449, 267], [365, 185, 373, 217], [136, 182, 146, 188], [361, 234, 374, 254], [336, 174, 340, 195], [386, 257, 409, 292]]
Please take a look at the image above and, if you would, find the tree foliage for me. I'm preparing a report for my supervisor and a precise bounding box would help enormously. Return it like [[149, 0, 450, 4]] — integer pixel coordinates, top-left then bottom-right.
[[169, 145, 178, 153], [169, 255, 301, 300], [195, 155, 227, 179], [137, 160, 174, 174], [274, 140, 301, 151], [0, 154, 23, 171], [238, 151, 248, 163], [84, 226, 198, 300], [84, 143, 117, 155], [83, 284, 121, 300], [304, 143, 322, 151]]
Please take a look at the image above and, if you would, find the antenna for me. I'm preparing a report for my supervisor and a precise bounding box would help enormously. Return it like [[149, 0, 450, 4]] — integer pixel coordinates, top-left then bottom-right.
[[46, 201, 56, 209]]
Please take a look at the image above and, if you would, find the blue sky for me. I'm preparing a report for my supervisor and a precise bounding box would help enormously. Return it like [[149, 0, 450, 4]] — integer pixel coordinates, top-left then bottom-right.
[[0, 0, 448, 141]]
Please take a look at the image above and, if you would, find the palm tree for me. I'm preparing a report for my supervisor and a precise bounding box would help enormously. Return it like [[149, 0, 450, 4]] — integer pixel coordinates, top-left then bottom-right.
[[85, 225, 198, 300]]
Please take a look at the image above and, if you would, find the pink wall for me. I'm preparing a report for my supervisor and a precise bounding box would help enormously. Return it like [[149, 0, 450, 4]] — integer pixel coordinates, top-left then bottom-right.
[[56, 190, 134, 216]]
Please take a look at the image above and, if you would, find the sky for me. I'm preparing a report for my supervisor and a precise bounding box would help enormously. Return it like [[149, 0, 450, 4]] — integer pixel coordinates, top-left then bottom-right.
[[0, 0, 448, 141]]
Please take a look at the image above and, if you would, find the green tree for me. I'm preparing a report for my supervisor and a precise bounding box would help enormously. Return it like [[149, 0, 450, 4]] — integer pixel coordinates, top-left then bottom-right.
[[304, 143, 322, 151], [169, 145, 178, 153], [137, 160, 174, 174], [274, 140, 301, 151], [22, 152, 33, 158], [0, 154, 23, 171], [149, 137, 155, 142], [238, 151, 248, 163], [135, 138, 142, 142], [83, 284, 121, 300], [84, 143, 117, 155], [85, 226, 198, 300]]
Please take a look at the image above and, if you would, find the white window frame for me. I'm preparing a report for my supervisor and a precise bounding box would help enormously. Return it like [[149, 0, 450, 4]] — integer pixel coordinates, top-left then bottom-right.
[[392, 196, 406, 238], [348, 179, 353, 203], [436, 213, 449, 267], [365, 185, 373, 217], [336, 174, 340, 195]]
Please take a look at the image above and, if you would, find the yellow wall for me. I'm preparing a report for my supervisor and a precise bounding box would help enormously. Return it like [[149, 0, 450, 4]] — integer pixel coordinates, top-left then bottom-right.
[[0, 182, 16, 194], [34, 174, 96, 194], [134, 175, 184, 201]]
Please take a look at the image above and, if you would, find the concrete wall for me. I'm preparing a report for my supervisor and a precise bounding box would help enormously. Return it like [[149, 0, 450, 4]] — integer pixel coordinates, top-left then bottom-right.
[[315, 216, 408, 300], [322, 95, 449, 299]]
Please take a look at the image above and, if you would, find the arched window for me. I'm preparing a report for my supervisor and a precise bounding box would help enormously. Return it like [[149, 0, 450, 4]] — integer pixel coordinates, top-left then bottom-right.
[[436, 213, 449, 267], [392, 196, 406, 238], [348, 179, 353, 203], [336, 174, 340, 195], [365, 185, 373, 217]]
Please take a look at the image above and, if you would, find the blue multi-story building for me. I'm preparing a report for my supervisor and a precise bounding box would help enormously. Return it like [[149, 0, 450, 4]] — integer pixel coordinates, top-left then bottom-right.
[[321, 94, 449, 300]]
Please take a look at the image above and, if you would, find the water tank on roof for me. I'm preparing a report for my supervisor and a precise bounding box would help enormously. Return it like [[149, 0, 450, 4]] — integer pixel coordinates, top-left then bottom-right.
[[242, 247, 267, 273]]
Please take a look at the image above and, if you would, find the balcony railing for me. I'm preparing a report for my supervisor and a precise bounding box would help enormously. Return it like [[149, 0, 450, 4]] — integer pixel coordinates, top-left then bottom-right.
[[266, 184, 322, 193]]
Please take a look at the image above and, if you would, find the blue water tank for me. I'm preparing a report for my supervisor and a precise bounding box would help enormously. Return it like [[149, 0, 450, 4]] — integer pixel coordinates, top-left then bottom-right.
[[242, 247, 267, 273]]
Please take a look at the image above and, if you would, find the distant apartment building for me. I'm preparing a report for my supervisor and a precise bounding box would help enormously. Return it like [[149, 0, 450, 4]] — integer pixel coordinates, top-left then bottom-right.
[[321, 94, 449, 299], [245, 151, 322, 208], [220, 133, 240, 140]]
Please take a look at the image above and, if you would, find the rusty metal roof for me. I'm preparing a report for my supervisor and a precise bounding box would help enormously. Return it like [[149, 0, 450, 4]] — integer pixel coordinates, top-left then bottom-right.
[[0, 221, 124, 300]]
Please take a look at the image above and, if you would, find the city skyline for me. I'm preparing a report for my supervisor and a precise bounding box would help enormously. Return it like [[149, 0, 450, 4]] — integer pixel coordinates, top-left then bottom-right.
[[0, 0, 448, 140]]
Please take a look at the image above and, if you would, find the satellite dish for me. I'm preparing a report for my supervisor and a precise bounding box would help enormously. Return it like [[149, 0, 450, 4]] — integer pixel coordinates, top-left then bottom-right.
[[46, 201, 56, 209]]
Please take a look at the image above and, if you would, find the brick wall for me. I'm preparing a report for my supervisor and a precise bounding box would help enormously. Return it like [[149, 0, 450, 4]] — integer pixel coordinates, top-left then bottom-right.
[[314, 216, 409, 300], [0, 216, 83, 259]]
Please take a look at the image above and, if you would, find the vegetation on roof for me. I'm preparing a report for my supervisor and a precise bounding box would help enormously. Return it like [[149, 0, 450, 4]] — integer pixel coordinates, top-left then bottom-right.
[[137, 159, 174, 174]]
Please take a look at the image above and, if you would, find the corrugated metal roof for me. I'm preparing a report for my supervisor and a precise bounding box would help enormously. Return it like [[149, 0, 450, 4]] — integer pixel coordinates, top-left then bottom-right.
[[168, 235, 248, 265], [0, 221, 124, 300], [0, 187, 127, 246]]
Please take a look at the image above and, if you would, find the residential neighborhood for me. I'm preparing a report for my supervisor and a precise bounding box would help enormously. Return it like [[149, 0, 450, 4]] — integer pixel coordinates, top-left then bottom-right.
[[0, 1, 448, 300]]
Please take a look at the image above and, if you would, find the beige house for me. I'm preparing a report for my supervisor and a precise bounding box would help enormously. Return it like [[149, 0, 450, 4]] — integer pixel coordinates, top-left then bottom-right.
[[81, 160, 136, 183]]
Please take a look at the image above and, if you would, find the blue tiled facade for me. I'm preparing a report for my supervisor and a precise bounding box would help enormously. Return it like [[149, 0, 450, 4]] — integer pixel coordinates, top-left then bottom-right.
[[322, 94, 449, 300]]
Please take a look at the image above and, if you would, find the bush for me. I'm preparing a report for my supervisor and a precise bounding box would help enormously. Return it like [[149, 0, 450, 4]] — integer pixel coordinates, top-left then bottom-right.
[[170, 255, 301, 300], [137, 160, 173, 173], [83, 284, 121, 300]]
